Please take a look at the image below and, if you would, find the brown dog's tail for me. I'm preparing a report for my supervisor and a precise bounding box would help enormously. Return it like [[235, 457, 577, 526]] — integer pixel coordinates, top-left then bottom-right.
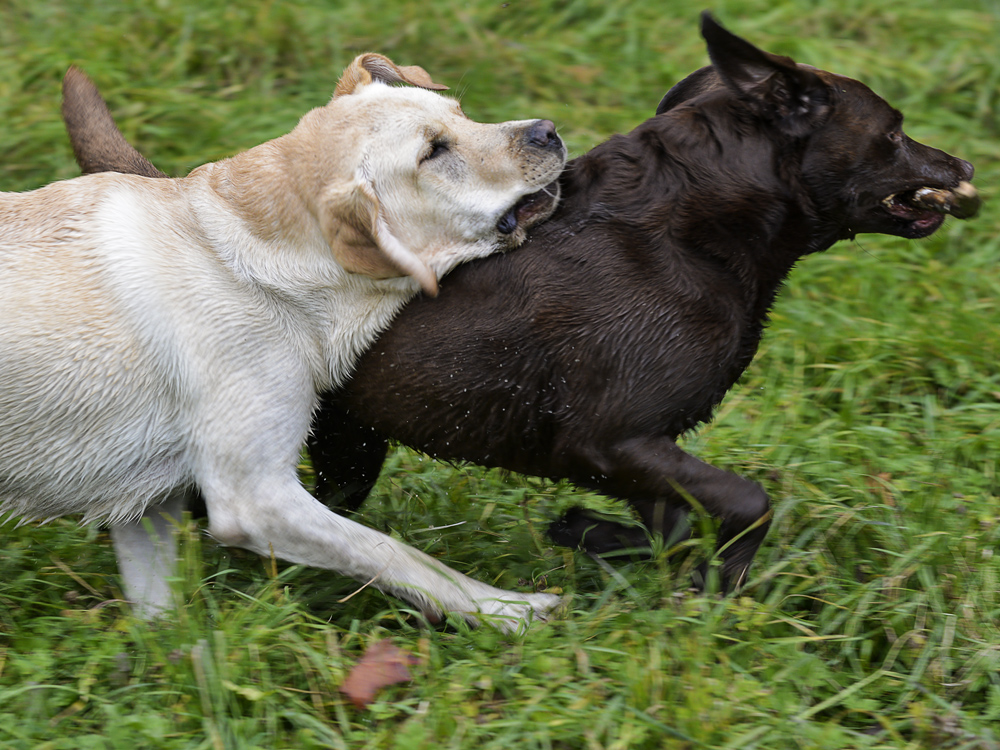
[[62, 66, 168, 179]]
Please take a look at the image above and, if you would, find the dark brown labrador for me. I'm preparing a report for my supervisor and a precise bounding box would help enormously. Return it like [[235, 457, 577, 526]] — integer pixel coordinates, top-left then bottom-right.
[[63, 14, 978, 588]]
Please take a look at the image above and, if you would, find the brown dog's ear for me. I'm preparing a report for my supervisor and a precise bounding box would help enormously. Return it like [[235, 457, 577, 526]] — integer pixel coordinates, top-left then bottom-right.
[[700, 12, 830, 137], [334, 54, 449, 98], [319, 180, 439, 297]]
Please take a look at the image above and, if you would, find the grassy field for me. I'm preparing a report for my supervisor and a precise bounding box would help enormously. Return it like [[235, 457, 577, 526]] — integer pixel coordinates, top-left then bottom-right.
[[1, 0, 998, 747]]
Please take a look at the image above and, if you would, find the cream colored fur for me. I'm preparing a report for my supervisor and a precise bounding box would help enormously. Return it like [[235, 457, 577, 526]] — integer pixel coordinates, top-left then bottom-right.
[[0, 55, 566, 631]]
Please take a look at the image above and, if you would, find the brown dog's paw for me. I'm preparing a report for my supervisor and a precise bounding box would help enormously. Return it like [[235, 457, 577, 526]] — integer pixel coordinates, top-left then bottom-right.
[[548, 507, 650, 556]]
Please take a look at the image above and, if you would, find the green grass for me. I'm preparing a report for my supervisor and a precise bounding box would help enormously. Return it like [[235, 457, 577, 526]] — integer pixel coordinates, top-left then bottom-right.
[[1, 0, 999, 747]]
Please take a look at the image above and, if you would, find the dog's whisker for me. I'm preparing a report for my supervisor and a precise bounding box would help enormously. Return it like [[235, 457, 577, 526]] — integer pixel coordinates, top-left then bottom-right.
[[853, 239, 877, 259]]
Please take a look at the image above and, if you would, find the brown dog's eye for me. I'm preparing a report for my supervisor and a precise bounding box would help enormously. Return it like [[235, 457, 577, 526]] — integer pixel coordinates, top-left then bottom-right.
[[887, 130, 904, 145], [422, 140, 449, 163]]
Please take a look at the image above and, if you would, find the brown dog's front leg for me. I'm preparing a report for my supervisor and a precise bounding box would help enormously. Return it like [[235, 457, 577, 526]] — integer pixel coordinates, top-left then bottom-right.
[[308, 393, 389, 511], [557, 437, 771, 587]]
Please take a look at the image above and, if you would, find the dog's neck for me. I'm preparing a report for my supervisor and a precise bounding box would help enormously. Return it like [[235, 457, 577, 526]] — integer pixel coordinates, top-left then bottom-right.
[[189, 138, 317, 246], [561, 109, 835, 327], [185, 144, 419, 392]]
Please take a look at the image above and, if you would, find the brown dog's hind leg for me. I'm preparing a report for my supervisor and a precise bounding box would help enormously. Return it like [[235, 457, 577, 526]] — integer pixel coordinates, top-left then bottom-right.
[[555, 437, 770, 588]]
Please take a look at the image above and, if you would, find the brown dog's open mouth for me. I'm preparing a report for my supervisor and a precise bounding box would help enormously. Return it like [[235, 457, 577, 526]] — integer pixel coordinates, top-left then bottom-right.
[[881, 181, 980, 235], [497, 180, 561, 235]]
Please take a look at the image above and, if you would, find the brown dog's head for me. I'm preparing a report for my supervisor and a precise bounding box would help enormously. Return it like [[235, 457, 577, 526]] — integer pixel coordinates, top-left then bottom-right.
[[657, 13, 978, 243]]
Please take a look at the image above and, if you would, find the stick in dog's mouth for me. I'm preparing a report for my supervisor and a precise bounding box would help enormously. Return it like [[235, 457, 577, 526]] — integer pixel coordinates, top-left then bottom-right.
[[497, 180, 561, 235], [882, 180, 980, 220]]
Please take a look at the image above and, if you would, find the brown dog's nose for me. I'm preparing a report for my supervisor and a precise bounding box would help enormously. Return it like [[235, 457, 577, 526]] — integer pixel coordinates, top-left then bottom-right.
[[527, 120, 559, 149]]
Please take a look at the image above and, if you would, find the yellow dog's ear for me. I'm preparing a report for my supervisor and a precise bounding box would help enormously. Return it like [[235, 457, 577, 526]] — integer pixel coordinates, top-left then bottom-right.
[[334, 53, 449, 98], [319, 179, 439, 297]]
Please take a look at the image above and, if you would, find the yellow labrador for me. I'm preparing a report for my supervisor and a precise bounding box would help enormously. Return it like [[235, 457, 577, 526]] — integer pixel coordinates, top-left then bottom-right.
[[0, 56, 566, 631]]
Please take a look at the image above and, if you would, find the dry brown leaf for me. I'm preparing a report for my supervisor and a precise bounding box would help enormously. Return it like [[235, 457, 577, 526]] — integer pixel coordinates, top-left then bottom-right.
[[340, 639, 421, 709]]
